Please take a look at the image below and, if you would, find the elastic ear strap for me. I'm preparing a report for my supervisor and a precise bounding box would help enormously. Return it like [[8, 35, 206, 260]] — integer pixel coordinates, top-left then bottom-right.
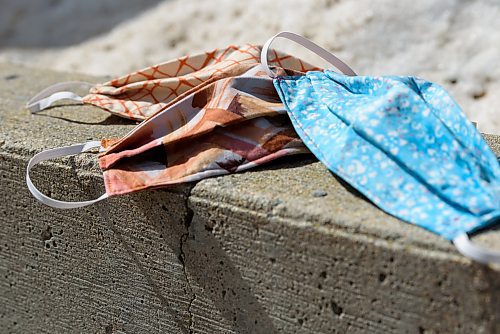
[[26, 141, 108, 209], [453, 233, 500, 264], [261, 31, 357, 78], [26, 81, 94, 113]]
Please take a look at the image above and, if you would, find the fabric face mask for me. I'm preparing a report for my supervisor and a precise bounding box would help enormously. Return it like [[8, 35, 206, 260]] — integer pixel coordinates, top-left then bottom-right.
[[27, 44, 318, 121], [27, 59, 315, 210], [261, 32, 500, 264]]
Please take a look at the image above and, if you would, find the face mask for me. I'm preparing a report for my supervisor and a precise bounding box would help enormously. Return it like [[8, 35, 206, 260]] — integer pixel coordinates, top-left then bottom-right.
[[26, 44, 318, 121], [261, 32, 500, 264], [26, 53, 315, 209]]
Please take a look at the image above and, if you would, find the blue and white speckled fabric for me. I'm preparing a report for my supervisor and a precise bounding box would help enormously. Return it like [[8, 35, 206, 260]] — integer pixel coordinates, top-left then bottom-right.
[[274, 70, 500, 240]]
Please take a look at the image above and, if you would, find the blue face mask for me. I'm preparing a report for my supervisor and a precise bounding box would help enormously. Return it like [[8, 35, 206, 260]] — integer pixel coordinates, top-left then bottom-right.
[[261, 32, 500, 264]]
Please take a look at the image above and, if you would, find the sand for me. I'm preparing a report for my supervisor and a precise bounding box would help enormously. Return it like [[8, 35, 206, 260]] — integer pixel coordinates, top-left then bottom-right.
[[0, 0, 498, 133]]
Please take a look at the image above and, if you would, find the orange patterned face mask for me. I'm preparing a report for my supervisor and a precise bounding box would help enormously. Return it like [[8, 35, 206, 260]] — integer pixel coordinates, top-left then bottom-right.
[[26, 44, 319, 209], [27, 44, 317, 120]]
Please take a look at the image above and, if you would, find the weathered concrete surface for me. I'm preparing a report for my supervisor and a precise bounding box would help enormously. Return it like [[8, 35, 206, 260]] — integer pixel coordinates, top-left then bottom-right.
[[0, 63, 499, 333]]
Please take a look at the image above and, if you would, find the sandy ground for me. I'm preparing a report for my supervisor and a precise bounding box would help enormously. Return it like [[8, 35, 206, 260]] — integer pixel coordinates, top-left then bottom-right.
[[0, 0, 498, 134]]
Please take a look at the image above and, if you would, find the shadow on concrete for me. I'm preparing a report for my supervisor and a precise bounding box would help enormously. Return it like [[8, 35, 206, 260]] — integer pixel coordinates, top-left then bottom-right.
[[330, 173, 370, 201], [251, 153, 317, 171], [98, 188, 278, 333], [0, 0, 165, 48], [36, 112, 136, 126], [179, 210, 278, 333], [473, 219, 500, 236], [96, 190, 192, 333], [248, 153, 369, 201]]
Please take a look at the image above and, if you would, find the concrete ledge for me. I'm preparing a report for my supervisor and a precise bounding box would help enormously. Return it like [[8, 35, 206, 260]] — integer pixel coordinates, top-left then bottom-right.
[[0, 63, 499, 333]]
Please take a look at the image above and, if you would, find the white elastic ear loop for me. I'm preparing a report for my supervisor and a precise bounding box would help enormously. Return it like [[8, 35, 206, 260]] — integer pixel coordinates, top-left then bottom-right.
[[453, 233, 500, 264], [260, 31, 357, 78], [26, 81, 94, 113], [26, 141, 108, 209]]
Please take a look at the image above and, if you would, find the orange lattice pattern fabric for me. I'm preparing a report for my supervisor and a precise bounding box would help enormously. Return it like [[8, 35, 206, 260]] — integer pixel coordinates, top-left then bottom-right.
[[83, 44, 319, 120]]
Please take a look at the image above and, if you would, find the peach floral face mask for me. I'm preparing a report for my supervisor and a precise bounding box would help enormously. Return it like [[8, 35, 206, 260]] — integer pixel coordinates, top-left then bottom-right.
[[26, 45, 318, 209]]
